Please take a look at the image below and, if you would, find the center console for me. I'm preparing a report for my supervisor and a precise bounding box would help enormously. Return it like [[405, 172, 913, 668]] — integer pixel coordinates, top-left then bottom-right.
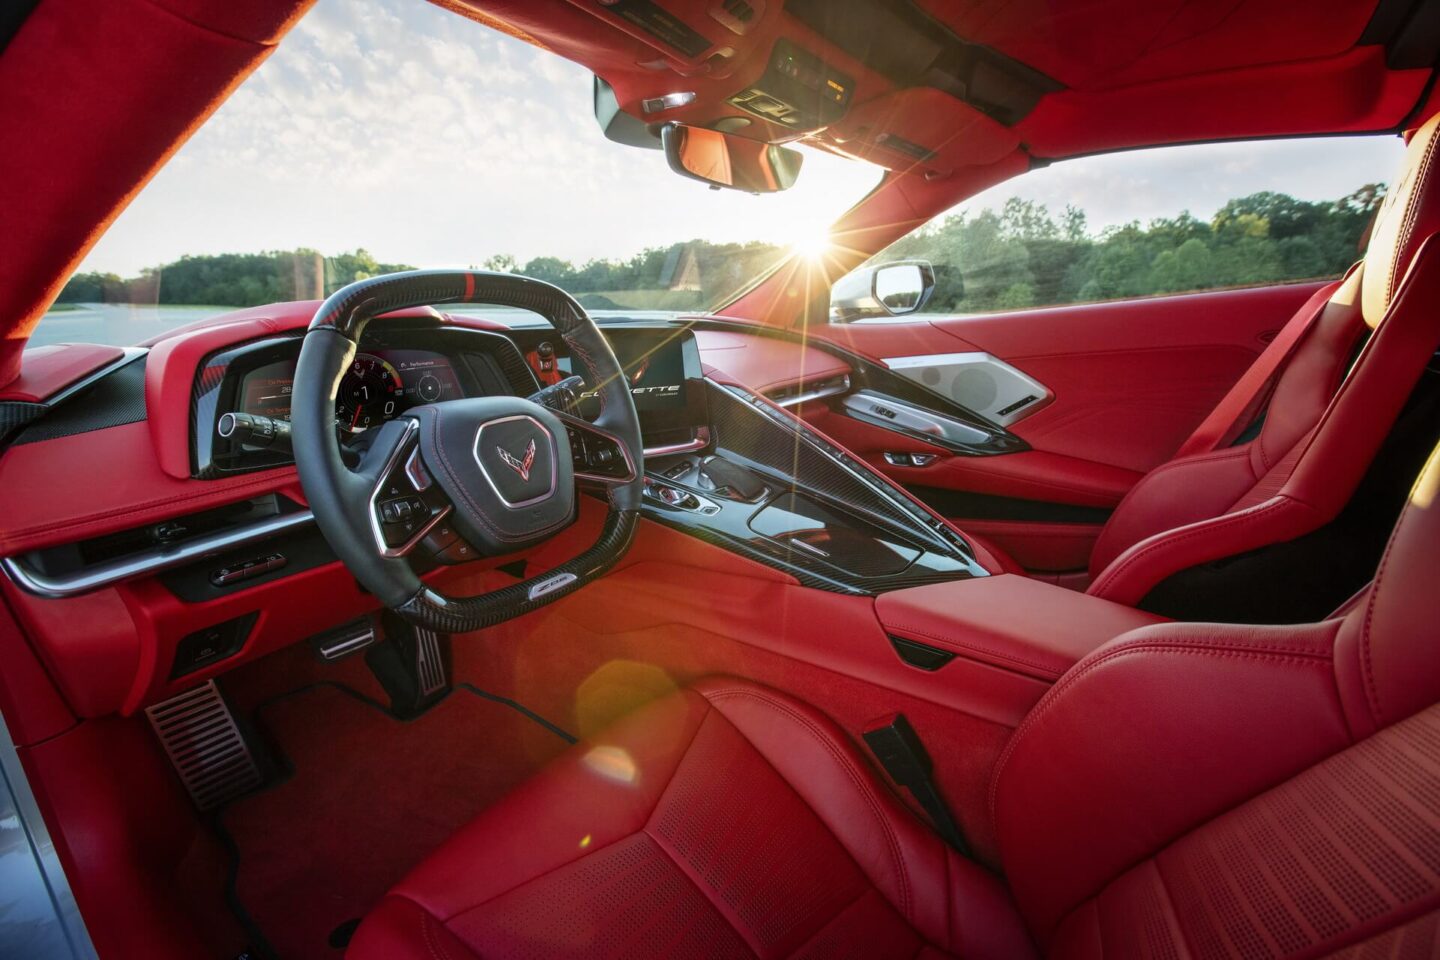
[[508, 324, 991, 594], [875, 574, 1166, 724], [636, 380, 989, 593]]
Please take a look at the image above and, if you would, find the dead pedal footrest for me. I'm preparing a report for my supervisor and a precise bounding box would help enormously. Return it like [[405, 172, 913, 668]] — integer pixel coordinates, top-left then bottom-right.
[[146, 680, 262, 810]]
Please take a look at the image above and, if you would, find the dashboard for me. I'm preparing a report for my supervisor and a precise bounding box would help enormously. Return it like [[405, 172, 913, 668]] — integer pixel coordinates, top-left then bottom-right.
[[0, 307, 998, 716], [193, 321, 709, 478]]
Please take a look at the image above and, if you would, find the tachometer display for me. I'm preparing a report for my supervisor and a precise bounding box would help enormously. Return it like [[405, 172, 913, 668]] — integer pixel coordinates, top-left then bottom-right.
[[335, 353, 403, 433]]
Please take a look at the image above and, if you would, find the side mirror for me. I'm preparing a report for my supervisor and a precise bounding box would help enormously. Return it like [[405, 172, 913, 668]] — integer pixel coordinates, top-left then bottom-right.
[[829, 260, 936, 322], [660, 123, 803, 194]]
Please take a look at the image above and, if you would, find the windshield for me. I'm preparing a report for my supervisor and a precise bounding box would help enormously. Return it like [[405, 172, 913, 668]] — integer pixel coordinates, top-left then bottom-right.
[[32, 0, 881, 349]]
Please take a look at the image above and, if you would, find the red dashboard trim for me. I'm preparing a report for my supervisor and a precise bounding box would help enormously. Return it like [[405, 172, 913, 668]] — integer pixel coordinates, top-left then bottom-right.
[[0, 420, 302, 557], [0, 344, 125, 403], [694, 328, 851, 395]]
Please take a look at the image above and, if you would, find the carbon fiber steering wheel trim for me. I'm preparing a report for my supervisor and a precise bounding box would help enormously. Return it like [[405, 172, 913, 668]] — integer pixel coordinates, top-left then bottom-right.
[[294, 270, 643, 633]]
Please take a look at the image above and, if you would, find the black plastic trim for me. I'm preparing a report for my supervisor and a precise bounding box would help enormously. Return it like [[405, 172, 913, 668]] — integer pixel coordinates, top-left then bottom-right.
[[888, 635, 956, 671], [0, 0, 40, 55], [908, 486, 1113, 524]]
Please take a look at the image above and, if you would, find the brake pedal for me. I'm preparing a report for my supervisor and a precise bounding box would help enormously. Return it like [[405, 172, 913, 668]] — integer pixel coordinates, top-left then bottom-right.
[[146, 680, 262, 810]]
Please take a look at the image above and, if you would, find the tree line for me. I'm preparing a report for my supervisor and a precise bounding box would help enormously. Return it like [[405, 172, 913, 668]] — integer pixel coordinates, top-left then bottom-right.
[[883, 185, 1383, 312], [56, 249, 417, 307], [57, 185, 1383, 313]]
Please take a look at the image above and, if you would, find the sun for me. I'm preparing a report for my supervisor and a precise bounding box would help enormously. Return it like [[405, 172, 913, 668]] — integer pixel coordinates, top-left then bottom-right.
[[790, 224, 835, 261]]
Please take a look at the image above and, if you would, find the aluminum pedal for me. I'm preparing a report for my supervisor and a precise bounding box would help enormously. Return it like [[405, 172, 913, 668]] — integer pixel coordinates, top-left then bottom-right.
[[313, 617, 378, 662], [146, 680, 262, 810], [414, 628, 447, 698]]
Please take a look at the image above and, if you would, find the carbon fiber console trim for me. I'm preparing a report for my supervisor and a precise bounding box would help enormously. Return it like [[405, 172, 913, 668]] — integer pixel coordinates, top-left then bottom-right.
[[637, 382, 987, 594], [14, 354, 148, 444]]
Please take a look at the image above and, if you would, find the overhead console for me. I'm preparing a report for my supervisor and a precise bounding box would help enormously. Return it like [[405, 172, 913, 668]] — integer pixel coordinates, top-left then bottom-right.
[[728, 38, 854, 129], [784, 0, 1058, 126]]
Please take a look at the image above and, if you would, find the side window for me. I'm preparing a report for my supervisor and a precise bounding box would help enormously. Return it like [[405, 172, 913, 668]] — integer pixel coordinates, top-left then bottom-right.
[[836, 135, 1404, 320]]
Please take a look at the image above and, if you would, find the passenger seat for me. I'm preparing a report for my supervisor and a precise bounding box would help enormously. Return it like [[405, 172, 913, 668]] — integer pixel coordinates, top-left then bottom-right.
[[984, 111, 1440, 617]]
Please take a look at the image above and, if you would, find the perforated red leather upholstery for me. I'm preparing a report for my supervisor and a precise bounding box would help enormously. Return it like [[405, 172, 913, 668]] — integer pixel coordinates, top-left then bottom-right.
[[1035, 113, 1440, 604], [354, 428, 1440, 960], [348, 677, 1033, 960], [350, 439, 1440, 958]]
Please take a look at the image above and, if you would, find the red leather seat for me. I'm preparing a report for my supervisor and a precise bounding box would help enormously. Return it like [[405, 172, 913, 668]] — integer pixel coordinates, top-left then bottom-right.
[[985, 113, 1440, 607], [350, 443, 1440, 958]]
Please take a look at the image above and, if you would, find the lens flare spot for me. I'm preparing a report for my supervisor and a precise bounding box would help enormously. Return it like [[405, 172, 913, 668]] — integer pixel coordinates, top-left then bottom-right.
[[575, 661, 679, 739], [583, 745, 637, 784]]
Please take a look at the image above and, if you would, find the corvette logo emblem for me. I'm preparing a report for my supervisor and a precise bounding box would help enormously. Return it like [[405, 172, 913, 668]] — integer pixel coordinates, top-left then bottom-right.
[[497, 438, 537, 482]]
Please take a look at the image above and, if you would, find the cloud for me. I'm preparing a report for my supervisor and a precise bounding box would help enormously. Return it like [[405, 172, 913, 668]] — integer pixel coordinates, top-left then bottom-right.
[[80, 0, 1401, 278]]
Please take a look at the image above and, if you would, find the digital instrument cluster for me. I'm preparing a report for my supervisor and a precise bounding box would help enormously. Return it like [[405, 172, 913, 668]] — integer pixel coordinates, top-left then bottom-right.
[[238, 349, 462, 434]]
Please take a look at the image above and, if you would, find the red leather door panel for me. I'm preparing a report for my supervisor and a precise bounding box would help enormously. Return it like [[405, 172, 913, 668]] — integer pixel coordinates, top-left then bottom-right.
[[809, 282, 1328, 569]]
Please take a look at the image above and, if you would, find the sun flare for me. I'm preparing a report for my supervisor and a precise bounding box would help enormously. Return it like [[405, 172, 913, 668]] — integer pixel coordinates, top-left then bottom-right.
[[790, 225, 835, 261]]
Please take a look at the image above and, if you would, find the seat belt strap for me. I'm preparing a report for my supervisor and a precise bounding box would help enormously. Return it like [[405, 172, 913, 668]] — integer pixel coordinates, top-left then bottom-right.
[[1173, 275, 1347, 459], [863, 714, 970, 857]]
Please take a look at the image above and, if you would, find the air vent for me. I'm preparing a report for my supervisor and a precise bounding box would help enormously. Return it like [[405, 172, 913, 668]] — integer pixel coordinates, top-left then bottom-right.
[[146, 681, 262, 810]]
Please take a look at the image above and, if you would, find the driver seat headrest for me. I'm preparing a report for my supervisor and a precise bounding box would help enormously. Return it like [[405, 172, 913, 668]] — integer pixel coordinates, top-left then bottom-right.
[[1361, 111, 1440, 328]]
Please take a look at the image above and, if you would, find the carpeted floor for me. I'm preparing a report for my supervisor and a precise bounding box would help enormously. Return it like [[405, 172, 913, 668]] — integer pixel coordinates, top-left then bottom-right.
[[219, 683, 573, 959]]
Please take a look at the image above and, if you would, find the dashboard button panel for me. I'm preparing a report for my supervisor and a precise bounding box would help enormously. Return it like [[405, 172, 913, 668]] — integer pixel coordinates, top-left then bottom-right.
[[209, 552, 287, 587]]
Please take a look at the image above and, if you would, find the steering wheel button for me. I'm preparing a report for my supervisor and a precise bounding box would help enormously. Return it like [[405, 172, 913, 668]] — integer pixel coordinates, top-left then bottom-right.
[[436, 539, 476, 564], [381, 521, 414, 548], [421, 522, 460, 553], [380, 502, 401, 523]]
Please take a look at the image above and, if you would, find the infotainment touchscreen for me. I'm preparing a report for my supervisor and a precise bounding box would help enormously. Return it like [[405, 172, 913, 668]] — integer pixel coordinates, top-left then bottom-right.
[[606, 332, 688, 412], [570, 326, 706, 438]]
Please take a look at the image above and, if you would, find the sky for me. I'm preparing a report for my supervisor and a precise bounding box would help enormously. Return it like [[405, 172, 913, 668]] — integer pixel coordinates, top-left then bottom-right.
[[78, 0, 1407, 278]]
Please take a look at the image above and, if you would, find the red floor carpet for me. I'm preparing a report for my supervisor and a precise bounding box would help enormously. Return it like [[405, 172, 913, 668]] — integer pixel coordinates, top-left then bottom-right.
[[220, 683, 571, 959]]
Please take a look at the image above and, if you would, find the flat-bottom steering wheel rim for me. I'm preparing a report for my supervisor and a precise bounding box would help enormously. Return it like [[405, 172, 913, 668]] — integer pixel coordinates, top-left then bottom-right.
[[290, 269, 644, 632]]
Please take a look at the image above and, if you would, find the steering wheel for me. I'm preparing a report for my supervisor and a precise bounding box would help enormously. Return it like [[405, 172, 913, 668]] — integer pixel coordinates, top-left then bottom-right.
[[291, 270, 644, 632]]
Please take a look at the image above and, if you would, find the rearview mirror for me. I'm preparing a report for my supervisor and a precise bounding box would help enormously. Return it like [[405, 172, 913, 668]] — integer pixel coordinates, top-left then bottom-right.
[[830, 260, 936, 321], [661, 123, 803, 194]]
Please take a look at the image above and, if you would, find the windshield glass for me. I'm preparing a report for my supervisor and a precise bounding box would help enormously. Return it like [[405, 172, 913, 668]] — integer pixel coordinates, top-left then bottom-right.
[[32, 0, 881, 349]]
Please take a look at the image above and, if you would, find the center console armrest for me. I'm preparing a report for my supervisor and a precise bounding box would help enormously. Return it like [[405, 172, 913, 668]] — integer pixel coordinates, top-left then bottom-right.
[[874, 575, 1166, 723]]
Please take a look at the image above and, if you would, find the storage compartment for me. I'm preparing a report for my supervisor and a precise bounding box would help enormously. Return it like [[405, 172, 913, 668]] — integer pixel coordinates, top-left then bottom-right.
[[749, 492, 920, 577], [874, 574, 1166, 724]]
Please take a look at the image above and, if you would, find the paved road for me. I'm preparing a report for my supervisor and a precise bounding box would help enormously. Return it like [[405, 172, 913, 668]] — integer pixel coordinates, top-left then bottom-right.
[[28, 304, 233, 350], [30, 303, 687, 350]]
